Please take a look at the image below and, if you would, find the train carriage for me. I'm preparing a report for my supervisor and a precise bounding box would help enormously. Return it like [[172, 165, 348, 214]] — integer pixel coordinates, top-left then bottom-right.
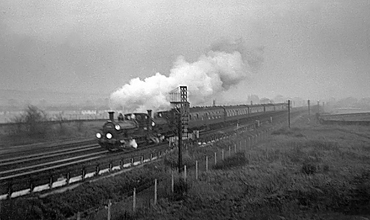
[[96, 102, 287, 151]]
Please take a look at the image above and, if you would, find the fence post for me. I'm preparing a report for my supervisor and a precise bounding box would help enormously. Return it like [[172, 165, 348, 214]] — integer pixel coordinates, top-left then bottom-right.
[[77, 211, 81, 220], [154, 179, 157, 205], [120, 159, 124, 169], [214, 152, 217, 165], [95, 164, 100, 176], [7, 183, 12, 199], [81, 168, 86, 181], [133, 188, 136, 212], [108, 162, 112, 172], [29, 180, 34, 192], [229, 146, 231, 157], [222, 149, 225, 160], [206, 156, 209, 172], [195, 161, 198, 180], [131, 158, 134, 166], [234, 144, 237, 153], [66, 172, 71, 185], [184, 165, 187, 182], [49, 175, 53, 188], [107, 199, 111, 220], [248, 137, 251, 149]]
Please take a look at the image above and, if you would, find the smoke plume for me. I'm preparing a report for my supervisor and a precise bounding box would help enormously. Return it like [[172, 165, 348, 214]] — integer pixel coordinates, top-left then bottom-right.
[[110, 38, 264, 112]]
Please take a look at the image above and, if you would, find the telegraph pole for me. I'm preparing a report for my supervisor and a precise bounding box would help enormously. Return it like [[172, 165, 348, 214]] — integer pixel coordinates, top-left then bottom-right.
[[288, 100, 291, 128], [317, 101, 320, 114], [308, 100, 311, 116], [177, 112, 182, 172]]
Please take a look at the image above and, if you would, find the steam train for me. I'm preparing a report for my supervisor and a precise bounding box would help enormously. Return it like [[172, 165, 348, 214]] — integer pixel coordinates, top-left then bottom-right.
[[96, 103, 287, 151]]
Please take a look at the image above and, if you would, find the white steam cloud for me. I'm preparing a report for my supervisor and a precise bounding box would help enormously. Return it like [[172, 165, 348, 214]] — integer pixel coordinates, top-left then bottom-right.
[[110, 38, 264, 112]]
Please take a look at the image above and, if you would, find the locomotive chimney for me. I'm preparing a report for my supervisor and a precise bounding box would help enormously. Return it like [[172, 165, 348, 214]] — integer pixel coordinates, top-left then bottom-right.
[[108, 111, 114, 121], [147, 110, 152, 130]]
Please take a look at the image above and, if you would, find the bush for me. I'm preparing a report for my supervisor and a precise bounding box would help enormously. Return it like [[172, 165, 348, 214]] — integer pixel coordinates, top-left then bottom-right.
[[172, 178, 190, 201], [10, 105, 49, 137], [213, 152, 248, 170], [301, 162, 317, 175]]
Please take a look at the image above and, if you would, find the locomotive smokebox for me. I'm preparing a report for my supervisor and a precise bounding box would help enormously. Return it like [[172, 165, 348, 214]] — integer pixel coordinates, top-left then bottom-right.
[[108, 111, 114, 121]]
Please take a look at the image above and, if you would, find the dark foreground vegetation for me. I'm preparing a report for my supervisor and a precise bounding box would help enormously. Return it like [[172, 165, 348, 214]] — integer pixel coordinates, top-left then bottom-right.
[[1, 115, 370, 219]]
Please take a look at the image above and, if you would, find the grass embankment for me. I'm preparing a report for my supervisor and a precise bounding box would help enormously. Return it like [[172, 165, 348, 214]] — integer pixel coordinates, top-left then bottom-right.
[[132, 116, 370, 220], [2, 115, 370, 219]]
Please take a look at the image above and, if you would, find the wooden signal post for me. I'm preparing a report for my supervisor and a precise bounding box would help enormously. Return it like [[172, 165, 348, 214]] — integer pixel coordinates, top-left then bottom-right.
[[170, 86, 189, 173]]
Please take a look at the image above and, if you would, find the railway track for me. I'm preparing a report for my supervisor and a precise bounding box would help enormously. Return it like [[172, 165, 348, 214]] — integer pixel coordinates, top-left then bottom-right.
[[0, 139, 170, 200], [0, 144, 102, 172], [0, 109, 303, 200], [0, 139, 96, 161]]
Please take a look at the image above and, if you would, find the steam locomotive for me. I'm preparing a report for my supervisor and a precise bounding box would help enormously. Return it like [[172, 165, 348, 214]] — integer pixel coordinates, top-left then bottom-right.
[[96, 103, 287, 151]]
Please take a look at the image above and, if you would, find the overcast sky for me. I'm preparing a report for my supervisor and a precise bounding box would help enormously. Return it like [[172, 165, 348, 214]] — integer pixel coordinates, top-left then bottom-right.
[[1, 0, 369, 103]]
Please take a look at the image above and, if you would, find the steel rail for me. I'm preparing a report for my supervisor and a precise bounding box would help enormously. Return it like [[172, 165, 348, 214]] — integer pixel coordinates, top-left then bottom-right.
[[0, 151, 106, 177], [0, 156, 104, 182], [0, 144, 100, 165]]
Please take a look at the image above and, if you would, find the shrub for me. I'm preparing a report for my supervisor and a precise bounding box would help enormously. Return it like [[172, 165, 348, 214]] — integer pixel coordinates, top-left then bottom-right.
[[301, 162, 317, 175], [172, 178, 190, 201], [213, 152, 248, 170], [10, 105, 49, 137]]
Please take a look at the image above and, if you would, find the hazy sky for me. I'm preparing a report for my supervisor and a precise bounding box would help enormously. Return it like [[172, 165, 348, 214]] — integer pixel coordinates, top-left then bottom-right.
[[1, 0, 369, 103]]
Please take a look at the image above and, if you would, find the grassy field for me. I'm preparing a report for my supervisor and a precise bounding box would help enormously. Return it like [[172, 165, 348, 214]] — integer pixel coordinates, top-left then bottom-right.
[[128, 114, 370, 220]]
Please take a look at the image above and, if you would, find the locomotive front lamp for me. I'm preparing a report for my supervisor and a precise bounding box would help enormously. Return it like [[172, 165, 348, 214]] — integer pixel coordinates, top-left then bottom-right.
[[96, 133, 102, 138], [115, 125, 121, 130], [106, 133, 113, 139]]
